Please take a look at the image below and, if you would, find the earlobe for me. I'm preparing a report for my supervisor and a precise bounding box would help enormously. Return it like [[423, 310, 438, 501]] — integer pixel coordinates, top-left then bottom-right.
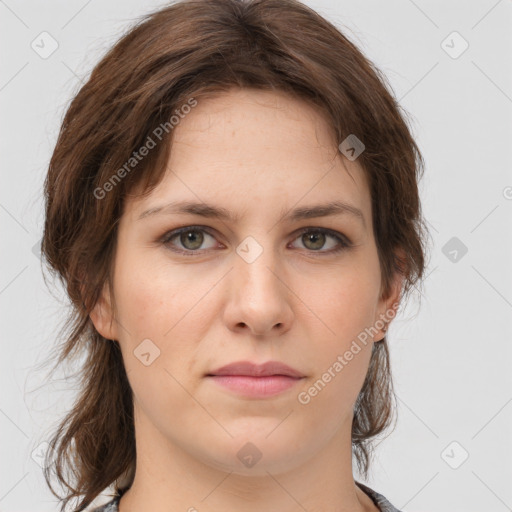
[[88, 282, 118, 340]]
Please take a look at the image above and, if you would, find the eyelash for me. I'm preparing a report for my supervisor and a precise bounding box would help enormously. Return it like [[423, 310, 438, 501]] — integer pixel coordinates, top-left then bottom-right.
[[158, 225, 352, 257]]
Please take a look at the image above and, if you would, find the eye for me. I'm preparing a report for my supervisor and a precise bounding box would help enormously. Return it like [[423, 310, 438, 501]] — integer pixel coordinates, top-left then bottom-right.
[[160, 226, 220, 254], [289, 227, 351, 254], [159, 226, 351, 256]]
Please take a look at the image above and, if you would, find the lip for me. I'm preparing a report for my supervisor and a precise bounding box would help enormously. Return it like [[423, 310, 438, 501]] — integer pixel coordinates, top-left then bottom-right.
[[206, 361, 305, 398], [207, 360, 304, 378]]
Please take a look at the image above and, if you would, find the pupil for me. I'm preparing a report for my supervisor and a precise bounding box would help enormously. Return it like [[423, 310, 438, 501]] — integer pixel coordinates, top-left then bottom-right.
[[305, 231, 324, 250], [182, 230, 203, 249]]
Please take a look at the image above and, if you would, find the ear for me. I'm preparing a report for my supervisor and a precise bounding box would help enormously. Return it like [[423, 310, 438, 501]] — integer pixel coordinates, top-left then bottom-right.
[[88, 281, 119, 340], [373, 248, 406, 342]]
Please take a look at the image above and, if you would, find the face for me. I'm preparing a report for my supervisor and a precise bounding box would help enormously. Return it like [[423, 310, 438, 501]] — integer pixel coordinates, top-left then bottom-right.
[[91, 87, 401, 477]]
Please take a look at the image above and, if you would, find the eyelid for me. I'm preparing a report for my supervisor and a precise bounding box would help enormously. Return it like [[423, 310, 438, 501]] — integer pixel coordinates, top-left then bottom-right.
[[159, 225, 221, 251], [158, 224, 352, 255], [292, 226, 352, 247]]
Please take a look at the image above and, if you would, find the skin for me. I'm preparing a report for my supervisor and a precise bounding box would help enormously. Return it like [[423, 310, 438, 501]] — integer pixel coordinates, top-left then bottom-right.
[[90, 87, 402, 512]]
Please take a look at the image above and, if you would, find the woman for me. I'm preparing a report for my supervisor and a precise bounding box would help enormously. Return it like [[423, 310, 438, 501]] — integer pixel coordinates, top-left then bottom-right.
[[40, 0, 429, 511]]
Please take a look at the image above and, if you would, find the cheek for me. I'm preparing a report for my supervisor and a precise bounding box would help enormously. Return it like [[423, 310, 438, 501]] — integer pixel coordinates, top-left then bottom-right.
[[294, 264, 378, 399], [298, 282, 375, 421], [112, 260, 200, 419], [112, 254, 216, 378], [113, 253, 188, 338], [298, 264, 380, 346]]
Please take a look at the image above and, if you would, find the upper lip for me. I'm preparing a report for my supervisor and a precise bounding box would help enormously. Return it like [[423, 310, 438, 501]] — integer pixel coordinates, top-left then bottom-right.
[[207, 360, 304, 378]]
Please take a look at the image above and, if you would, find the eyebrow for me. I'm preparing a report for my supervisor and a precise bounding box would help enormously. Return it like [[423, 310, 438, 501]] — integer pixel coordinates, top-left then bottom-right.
[[137, 199, 366, 228]]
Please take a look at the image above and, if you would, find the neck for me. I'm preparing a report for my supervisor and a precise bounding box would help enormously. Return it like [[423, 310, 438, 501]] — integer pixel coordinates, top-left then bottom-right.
[[117, 408, 378, 512]]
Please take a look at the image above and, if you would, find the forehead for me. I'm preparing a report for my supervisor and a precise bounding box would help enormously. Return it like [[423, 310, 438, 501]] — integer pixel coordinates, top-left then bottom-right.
[[174, 88, 338, 156], [126, 88, 371, 225]]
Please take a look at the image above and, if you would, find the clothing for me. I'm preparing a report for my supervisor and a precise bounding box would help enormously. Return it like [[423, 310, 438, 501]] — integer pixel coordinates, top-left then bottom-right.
[[89, 481, 402, 512], [356, 481, 403, 512]]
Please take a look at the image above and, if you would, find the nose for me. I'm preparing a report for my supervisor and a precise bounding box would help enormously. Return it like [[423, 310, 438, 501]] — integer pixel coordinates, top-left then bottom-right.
[[223, 246, 294, 337]]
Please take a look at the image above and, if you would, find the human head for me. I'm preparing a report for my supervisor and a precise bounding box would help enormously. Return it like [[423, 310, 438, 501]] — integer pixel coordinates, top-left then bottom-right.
[[41, 0, 429, 510]]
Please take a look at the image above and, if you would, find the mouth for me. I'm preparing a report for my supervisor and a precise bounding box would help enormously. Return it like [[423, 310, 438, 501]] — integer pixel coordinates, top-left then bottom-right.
[[205, 374, 303, 398], [205, 360, 305, 398], [207, 360, 305, 378]]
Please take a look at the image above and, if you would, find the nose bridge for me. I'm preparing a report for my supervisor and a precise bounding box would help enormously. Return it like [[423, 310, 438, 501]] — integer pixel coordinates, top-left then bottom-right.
[[227, 235, 292, 334], [234, 236, 282, 300]]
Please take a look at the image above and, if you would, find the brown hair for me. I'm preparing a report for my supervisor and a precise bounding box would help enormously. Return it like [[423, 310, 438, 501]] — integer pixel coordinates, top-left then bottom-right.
[[40, 0, 430, 509]]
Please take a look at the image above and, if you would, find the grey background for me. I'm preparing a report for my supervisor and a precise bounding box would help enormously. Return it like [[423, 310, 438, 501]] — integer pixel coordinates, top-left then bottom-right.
[[1, 0, 511, 511]]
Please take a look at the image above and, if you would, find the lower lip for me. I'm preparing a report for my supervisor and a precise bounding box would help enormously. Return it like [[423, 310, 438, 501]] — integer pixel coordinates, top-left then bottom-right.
[[207, 375, 303, 398]]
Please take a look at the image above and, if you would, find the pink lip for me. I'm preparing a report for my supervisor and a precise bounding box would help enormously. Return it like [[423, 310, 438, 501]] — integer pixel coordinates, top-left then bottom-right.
[[207, 375, 302, 398], [206, 360, 305, 398], [207, 360, 304, 378]]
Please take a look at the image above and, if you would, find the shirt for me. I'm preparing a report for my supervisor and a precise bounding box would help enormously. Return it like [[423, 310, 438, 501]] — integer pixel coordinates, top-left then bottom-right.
[[89, 481, 402, 511]]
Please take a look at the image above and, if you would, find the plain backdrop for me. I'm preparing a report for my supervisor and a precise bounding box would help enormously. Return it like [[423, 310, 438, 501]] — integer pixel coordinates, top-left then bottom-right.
[[1, 0, 511, 511]]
